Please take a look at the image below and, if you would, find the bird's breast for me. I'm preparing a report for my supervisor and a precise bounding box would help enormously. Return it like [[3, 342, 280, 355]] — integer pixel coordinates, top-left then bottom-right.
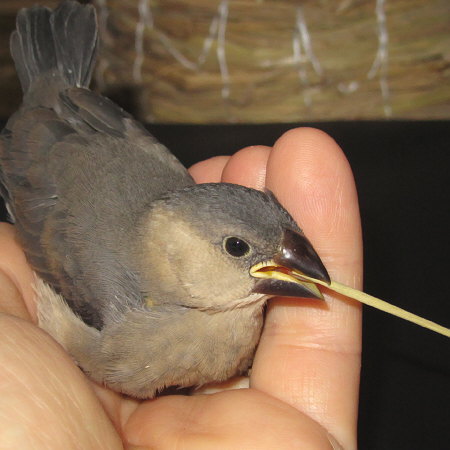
[[97, 304, 265, 398]]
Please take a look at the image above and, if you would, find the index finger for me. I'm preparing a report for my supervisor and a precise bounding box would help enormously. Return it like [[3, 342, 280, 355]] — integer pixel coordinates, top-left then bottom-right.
[[251, 128, 363, 450]]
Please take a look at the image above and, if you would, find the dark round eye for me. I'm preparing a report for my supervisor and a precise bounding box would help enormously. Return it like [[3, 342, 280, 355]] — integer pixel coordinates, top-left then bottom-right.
[[224, 237, 250, 257]]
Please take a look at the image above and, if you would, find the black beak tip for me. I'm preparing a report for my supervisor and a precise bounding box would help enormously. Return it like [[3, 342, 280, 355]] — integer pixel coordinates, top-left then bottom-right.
[[277, 229, 331, 285], [311, 260, 331, 285]]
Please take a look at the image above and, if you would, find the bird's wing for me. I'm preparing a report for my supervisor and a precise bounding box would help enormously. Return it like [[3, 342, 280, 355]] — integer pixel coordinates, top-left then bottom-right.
[[59, 86, 192, 183], [1, 108, 75, 290], [1, 0, 197, 328], [0, 88, 193, 329]]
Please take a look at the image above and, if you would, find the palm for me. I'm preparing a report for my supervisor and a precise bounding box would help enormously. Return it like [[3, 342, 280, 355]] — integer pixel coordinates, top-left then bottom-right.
[[0, 128, 362, 449]]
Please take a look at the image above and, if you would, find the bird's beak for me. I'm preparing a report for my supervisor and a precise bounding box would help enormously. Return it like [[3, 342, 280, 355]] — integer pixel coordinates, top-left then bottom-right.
[[250, 229, 331, 300]]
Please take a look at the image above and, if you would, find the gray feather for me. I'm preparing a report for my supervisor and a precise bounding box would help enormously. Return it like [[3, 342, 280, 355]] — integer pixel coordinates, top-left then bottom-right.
[[1, 1, 194, 330], [60, 88, 130, 137], [10, 7, 55, 95], [51, 0, 98, 88], [10, 1, 97, 97]]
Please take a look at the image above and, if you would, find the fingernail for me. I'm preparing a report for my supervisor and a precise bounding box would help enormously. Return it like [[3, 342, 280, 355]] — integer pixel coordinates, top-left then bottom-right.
[[192, 376, 250, 394]]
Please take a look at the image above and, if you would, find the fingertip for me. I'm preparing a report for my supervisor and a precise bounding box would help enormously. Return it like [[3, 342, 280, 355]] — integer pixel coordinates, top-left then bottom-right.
[[271, 127, 352, 188], [274, 127, 341, 153], [221, 145, 271, 190], [268, 127, 353, 213], [189, 156, 230, 184]]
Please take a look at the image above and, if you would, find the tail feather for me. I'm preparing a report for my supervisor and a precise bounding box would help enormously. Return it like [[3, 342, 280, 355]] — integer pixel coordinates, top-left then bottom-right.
[[10, 7, 55, 94], [52, 1, 98, 88], [10, 0, 98, 96]]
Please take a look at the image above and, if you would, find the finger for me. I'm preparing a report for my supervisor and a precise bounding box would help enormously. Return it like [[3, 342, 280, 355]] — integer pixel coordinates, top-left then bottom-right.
[[251, 128, 363, 450], [0, 314, 122, 449], [189, 156, 230, 183], [189, 146, 270, 189], [123, 389, 336, 449], [221, 145, 271, 189], [0, 223, 36, 320], [0, 270, 30, 320]]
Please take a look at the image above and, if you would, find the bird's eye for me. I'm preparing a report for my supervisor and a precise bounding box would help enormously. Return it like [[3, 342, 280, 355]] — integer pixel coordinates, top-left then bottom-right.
[[223, 237, 251, 257]]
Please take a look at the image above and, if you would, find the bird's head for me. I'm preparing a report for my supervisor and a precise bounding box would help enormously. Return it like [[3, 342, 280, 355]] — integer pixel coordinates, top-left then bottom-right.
[[136, 183, 330, 312]]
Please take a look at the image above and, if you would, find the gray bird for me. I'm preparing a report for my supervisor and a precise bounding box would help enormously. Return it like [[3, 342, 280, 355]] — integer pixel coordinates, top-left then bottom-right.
[[0, 1, 330, 398]]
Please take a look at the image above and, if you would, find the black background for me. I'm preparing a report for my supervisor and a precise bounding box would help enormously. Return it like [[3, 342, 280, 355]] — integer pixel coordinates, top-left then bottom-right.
[[1, 120, 449, 448]]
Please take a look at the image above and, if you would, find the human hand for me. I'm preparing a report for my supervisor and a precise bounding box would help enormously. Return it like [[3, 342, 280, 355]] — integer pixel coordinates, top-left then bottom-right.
[[0, 127, 362, 449]]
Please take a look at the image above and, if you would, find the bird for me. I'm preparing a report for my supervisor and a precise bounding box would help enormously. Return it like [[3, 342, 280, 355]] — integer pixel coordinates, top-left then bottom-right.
[[0, 0, 330, 398]]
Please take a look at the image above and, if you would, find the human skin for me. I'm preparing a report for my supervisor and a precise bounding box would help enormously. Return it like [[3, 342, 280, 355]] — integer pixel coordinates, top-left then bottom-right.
[[0, 127, 362, 449]]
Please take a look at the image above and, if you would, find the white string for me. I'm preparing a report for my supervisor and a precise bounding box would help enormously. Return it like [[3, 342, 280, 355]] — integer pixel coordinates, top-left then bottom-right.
[[296, 7, 323, 78], [216, 1, 230, 99], [96, 1, 394, 119], [198, 12, 220, 66], [132, 0, 229, 80], [368, 0, 392, 117], [133, 0, 151, 82], [292, 7, 323, 108]]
